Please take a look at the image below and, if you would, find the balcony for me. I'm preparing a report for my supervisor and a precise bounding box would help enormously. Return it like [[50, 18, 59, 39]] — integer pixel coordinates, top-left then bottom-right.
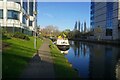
[[7, 2, 21, 12]]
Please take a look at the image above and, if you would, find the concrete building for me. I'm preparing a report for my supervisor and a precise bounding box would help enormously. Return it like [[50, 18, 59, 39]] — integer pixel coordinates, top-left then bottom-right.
[[0, 0, 37, 35], [90, 1, 120, 40]]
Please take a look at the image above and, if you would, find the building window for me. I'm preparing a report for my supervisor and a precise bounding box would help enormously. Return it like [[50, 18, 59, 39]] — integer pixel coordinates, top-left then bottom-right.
[[22, 15, 26, 24], [7, 10, 19, 20], [35, 2, 37, 12], [23, 1, 27, 12], [0, 9, 3, 19], [106, 29, 112, 36], [90, 2, 95, 29], [106, 2, 113, 28], [29, 21, 32, 26], [29, 1, 33, 16]]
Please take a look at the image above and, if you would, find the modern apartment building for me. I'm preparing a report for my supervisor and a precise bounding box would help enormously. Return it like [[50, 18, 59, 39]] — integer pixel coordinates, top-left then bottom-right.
[[90, 1, 120, 40], [0, 0, 37, 35]]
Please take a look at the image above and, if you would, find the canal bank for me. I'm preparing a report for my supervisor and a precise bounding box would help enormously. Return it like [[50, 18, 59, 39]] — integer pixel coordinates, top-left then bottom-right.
[[69, 39, 120, 47], [49, 40, 79, 78]]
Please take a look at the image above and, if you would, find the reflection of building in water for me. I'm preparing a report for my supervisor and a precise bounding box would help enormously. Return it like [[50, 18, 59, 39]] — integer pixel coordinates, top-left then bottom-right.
[[89, 44, 120, 79], [89, 44, 105, 79]]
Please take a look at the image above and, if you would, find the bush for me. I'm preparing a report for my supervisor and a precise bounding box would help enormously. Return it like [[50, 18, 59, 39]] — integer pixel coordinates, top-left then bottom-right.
[[13, 32, 30, 41], [2, 32, 11, 40], [2, 34, 11, 40]]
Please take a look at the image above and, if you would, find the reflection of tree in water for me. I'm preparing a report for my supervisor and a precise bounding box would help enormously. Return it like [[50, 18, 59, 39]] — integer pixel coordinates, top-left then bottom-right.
[[69, 41, 77, 57], [80, 43, 88, 57], [73, 41, 80, 57], [73, 46, 77, 57], [78, 42, 80, 57], [72, 41, 89, 57], [83, 43, 86, 57]]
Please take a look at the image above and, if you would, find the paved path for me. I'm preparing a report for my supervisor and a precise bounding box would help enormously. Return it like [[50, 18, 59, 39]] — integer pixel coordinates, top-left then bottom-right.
[[20, 39, 55, 79]]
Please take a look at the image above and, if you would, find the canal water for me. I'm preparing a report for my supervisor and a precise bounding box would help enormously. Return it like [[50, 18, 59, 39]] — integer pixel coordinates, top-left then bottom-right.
[[65, 41, 120, 79]]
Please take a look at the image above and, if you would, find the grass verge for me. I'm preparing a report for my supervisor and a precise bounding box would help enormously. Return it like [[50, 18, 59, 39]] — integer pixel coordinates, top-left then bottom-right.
[[50, 41, 79, 79], [2, 34, 43, 78]]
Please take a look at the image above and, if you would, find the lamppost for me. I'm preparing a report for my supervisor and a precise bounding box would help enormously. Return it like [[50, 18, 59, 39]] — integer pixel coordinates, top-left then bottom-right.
[[33, 11, 37, 49], [33, 21, 37, 49]]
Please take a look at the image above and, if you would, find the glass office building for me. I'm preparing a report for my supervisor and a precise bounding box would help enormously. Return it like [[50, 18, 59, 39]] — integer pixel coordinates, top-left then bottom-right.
[[90, 1, 120, 40], [0, 0, 37, 35]]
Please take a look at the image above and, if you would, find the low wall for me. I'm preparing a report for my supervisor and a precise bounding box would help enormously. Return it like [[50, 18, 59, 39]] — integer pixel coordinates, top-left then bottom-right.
[[69, 38, 120, 47]]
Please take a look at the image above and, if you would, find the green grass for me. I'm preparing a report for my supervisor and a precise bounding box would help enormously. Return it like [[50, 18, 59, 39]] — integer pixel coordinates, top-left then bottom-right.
[[2, 35, 43, 78], [50, 41, 79, 79]]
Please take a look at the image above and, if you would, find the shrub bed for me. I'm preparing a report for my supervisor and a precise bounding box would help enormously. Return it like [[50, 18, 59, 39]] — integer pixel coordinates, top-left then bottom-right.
[[13, 32, 30, 41]]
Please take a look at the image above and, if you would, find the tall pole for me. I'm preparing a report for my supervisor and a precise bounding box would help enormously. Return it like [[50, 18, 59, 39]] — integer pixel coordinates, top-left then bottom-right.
[[34, 27, 36, 49], [34, 1, 37, 49], [34, 14, 37, 49]]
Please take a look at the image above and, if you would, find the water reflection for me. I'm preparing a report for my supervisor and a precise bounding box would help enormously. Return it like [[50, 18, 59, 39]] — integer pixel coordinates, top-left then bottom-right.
[[65, 41, 120, 79]]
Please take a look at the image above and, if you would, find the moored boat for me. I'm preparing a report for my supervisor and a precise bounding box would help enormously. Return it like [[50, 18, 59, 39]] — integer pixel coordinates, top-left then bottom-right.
[[56, 36, 70, 51]]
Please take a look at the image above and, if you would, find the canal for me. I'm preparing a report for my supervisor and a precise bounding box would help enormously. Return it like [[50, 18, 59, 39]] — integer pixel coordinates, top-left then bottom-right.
[[65, 40, 120, 79]]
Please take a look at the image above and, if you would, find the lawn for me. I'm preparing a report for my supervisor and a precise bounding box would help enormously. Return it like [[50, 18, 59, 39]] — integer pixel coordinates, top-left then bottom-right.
[[50, 41, 79, 79], [2, 34, 43, 78]]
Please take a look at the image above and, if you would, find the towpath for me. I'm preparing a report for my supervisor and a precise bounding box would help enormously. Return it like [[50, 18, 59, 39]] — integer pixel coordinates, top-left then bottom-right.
[[20, 39, 55, 79]]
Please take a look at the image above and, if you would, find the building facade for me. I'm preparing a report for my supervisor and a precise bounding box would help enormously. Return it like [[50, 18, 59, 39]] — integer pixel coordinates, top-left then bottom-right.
[[0, 0, 37, 35], [90, 1, 120, 40]]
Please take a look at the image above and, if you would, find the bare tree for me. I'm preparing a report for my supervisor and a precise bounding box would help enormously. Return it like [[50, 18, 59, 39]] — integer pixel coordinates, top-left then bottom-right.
[[41, 25, 60, 38]]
